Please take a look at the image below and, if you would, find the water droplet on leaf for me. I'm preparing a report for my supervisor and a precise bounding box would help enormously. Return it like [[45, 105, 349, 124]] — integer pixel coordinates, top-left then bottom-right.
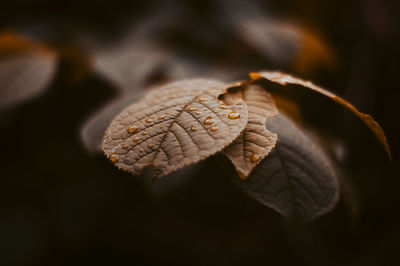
[[219, 105, 231, 110], [228, 112, 240, 119], [250, 153, 262, 162], [110, 154, 119, 162], [158, 114, 167, 120], [127, 126, 139, 134], [204, 116, 214, 125], [199, 97, 208, 102]]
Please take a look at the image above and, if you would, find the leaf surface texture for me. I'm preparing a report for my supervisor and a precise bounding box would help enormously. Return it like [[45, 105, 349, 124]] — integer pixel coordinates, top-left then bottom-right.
[[232, 114, 339, 222], [221, 84, 278, 179], [102, 79, 248, 179]]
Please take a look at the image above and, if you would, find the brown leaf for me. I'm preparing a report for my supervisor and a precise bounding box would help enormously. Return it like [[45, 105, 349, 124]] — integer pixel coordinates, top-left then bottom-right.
[[80, 89, 148, 153], [229, 114, 339, 222], [0, 33, 57, 111], [249, 71, 391, 160], [220, 84, 278, 180], [102, 79, 248, 179]]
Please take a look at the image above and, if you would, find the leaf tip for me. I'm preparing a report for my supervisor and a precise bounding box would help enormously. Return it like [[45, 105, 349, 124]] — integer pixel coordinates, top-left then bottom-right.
[[238, 170, 249, 181], [249, 72, 263, 80]]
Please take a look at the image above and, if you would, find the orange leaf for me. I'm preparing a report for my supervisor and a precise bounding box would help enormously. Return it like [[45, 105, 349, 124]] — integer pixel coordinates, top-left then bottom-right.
[[249, 71, 391, 161]]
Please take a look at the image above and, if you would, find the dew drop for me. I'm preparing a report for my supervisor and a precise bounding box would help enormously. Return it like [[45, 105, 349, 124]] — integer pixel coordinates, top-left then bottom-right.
[[210, 126, 218, 132], [148, 144, 154, 149], [145, 118, 152, 123], [219, 105, 231, 110], [188, 107, 198, 111], [195, 111, 201, 115], [198, 97, 208, 102], [109, 154, 119, 163], [158, 114, 167, 120], [127, 125, 139, 134], [228, 112, 240, 119], [122, 145, 129, 149], [250, 153, 262, 162], [204, 116, 214, 125], [139, 149, 144, 153], [133, 137, 140, 142], [141, 131, 147, 136], [190, 126, 197, 132]]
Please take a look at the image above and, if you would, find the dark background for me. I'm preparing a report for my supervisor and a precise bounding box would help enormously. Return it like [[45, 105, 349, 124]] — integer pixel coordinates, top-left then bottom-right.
[[1, 0, 399, 265]]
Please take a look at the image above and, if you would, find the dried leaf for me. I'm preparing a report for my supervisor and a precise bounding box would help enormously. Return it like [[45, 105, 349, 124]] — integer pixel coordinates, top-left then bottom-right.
[[220, 84, 278, 179], [250, 71, 391, 160], [80, 90, 148, 153], [0, 33, 57, 111], [102, 79, 248, 179], [231, 114, 339, 222]]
